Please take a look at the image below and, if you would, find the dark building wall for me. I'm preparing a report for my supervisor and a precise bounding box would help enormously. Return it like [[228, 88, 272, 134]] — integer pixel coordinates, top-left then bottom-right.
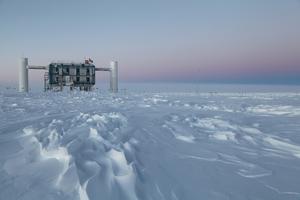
[[49, 63, 95, 86]]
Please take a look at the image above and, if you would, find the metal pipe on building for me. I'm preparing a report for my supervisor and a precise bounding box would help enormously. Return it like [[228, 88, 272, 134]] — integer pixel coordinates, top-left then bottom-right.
[[110, 61, 118, 93], [27, 65, 47, 70], [19, 57, 29, 92], [95, 67, 110, 71]]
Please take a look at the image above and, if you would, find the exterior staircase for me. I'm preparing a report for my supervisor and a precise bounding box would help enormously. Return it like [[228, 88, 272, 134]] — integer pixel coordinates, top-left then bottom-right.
[[44, 72, 49, 91]]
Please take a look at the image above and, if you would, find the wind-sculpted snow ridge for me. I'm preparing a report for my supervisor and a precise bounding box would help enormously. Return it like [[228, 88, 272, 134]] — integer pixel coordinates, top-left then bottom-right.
[[1, 90, 300, 200]]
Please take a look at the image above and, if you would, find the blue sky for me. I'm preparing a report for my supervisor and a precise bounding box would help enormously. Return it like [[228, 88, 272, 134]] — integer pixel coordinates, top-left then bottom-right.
[[0, 0, 300, 85]]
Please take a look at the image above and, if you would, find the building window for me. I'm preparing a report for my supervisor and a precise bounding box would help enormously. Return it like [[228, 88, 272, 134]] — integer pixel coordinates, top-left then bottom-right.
[[66, 68, 69, 73], [56, 77, 58, 82], [76, 77, 80, 82], [76, 68, 80, 75], [87, 77, 90, 82], [87, 68, 90, 75]]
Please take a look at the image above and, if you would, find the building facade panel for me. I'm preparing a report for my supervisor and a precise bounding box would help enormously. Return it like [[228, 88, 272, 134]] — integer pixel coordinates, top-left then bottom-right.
[[47, 63, 96, 90]]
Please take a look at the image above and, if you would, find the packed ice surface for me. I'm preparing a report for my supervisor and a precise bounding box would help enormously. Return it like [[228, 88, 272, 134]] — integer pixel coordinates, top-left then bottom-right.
[[1, 87, 300, 200]]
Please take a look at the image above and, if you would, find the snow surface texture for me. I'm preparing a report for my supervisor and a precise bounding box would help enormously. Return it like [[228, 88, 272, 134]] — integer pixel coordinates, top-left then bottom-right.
[[1, 90, 300, 200]]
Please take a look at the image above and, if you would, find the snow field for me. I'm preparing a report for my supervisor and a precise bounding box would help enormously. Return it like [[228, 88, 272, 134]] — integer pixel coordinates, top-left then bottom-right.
[[1, 90, 300, 199]]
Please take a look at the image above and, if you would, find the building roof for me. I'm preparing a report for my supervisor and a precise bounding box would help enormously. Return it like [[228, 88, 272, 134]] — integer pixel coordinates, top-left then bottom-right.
[[49, 62, 95, 67]]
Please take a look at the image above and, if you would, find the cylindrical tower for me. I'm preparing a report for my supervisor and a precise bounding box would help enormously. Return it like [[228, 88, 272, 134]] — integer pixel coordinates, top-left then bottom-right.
[[19, 57, 29, 92], [110, 61, 118, 93]]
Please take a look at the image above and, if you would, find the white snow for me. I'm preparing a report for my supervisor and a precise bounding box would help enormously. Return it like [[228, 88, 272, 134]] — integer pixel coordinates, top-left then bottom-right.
[[175, 135, 195, 143], [211, 131, 236, 142], [247, 105, 300, 116], [1, 88, 300, 200], [264, 137, 300, 158]]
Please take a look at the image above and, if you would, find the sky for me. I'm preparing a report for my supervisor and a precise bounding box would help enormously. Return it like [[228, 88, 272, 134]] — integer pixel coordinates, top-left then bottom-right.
[[0, 0, 300, 85]]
